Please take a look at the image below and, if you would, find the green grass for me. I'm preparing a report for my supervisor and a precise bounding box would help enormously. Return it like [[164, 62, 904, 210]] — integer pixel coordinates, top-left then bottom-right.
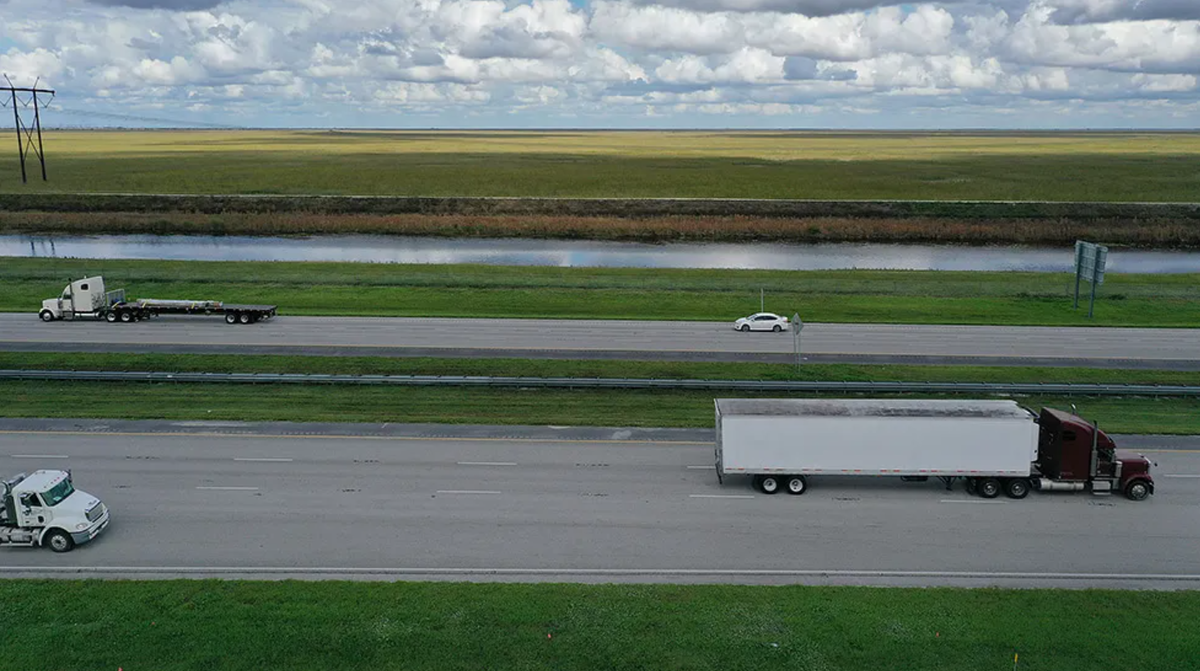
[[4, 352, 1200, 386], [2, 580, 1199, 671], [2, 381, 1197, 433], [6, 129, 1200, 201], [5, 258, 1199, 326]]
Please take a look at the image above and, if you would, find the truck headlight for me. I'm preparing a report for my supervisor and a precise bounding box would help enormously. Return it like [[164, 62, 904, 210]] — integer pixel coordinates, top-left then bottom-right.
[[75, 523, 88, 530]]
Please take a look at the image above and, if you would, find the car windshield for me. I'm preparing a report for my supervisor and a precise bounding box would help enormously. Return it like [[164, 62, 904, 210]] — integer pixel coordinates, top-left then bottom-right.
[[41, 479, 75, 507]]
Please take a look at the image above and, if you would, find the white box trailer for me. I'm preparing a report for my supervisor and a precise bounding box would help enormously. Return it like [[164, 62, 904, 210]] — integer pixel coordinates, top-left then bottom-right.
[[715, 399, 1040, 496]]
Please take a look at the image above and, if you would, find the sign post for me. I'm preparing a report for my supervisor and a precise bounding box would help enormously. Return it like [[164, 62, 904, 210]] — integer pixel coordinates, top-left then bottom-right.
[[793, 313, 803, 371], [1073, 240, 1108, 319]]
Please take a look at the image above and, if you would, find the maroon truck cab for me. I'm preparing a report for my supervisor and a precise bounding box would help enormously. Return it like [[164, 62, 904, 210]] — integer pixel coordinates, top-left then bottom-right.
[[1035, 408, 1154, 501]]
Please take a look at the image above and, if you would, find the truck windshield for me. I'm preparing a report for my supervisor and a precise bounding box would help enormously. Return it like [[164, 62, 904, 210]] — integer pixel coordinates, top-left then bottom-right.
[[41, 479, 75, 506]]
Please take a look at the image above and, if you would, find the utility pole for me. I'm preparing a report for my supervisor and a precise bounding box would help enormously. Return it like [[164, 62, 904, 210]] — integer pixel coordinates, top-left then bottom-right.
[[1, 75, 55, 184]]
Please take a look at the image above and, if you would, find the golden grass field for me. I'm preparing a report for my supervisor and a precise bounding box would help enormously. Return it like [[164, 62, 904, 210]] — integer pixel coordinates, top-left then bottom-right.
[[3, 129, 1199, 201]]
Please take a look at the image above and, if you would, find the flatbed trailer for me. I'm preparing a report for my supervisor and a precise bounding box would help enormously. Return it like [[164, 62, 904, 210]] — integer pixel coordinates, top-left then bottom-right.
[[40, 276, 276, 325]]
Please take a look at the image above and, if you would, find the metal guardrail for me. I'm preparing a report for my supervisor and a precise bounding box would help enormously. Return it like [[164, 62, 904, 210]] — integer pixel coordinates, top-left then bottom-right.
[[3, 370, 1199, 396]]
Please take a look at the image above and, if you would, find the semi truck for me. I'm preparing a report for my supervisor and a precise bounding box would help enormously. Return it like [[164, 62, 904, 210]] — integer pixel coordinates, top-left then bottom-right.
[[714, 399, 1155, 501], [1, 470, 110, 552], [39, 276, 277, 325]]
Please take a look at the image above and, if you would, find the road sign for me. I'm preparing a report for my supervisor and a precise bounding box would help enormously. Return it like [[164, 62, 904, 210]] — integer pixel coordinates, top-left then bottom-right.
[[1073, 241, 1109, 318], [1075, 241, 1108, 286], [793, 313, 802, 371]]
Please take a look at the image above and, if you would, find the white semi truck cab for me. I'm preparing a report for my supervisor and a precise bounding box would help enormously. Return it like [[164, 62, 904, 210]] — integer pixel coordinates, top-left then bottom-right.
[[1, 470, 110, 552]]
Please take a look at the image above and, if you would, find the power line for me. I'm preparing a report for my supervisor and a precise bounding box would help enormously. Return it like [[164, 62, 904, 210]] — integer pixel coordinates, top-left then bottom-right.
[[45, 106, 244, 129], [2, 74, 55, 184]]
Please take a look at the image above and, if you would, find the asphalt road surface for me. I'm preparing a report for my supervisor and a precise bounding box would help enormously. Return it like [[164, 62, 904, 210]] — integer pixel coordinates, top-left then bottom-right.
[[2, 422, 1199, 588], [2, 314, 1199, 368]]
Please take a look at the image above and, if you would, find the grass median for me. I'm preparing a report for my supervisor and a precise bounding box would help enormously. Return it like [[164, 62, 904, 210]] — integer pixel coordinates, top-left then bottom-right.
[[4, 258, 1199, 326], [4, 580, 1199, 671], [2, 380, 1197, 434], [4, 352, 1200, 386]]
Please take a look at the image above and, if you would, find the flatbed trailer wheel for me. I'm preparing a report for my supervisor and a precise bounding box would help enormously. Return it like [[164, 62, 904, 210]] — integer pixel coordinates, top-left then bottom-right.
[[238, 312, 252, 324], [225, 313, 238, 324]]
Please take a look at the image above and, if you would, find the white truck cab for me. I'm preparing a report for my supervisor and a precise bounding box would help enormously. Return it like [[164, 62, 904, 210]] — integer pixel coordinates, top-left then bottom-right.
[[1, 470, 110, 552], [40, 276, 123, 322]]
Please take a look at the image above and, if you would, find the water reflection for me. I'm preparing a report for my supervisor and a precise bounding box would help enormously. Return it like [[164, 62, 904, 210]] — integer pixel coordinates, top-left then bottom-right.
[[5, 234, 1199, 273]]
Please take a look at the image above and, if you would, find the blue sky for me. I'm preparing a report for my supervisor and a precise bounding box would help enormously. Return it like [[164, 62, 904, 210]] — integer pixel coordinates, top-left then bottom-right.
[[1, 0, 1198, 129]]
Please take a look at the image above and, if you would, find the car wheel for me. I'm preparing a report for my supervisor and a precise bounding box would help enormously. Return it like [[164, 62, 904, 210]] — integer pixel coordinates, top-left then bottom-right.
[[739, 324, 750, 332], [773, 324, 782, 332], [45, 529, 74, 553]]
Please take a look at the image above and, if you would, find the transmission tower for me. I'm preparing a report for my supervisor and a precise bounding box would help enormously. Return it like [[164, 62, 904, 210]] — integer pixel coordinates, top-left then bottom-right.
[[1, 75, 55, 183]]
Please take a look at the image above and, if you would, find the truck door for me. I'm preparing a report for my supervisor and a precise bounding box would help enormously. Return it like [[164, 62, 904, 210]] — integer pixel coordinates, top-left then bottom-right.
[[17, 492, 49, 527], [61, 287, 74, 318]]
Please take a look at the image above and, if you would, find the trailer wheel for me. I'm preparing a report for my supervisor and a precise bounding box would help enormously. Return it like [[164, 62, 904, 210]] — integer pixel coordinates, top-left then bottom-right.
[[225, 313, 238, 324], [785, 475, 807, 495], [1125, 480, 1151, 502], [1004, 478, 1030, 499], [753, 475, 781, 495], [44, 529, 74, 553], [105, 311, 118, 323], [39, 310, 56, 322], [119, 311, 133, 323], [238, 312, 252, 324], [978, 478, 1001, 499]]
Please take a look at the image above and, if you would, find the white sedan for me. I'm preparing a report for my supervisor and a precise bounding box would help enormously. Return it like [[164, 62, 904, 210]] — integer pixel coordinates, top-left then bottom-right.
[[733, 312, 790, 332]]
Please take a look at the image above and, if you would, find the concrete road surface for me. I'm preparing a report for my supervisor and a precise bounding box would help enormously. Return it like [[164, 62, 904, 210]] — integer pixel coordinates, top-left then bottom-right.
[[2, 422, 1198, 588], [2, 314, 1199, 368]]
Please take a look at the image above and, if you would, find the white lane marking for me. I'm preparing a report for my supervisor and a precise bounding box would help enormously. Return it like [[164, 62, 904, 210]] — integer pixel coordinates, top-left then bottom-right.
[[436, 490, 501, 495], [10, 454, 69, 459], [456, 461, 517, 467], [233, 457, 294, 462], [5, 567, 1200, 582], [1163, 474, 1200, 478], [690, 494, 755, 499], [196, 486, 259, 491], [940, 499, 1006, 504], [686, 466, 713, 470]]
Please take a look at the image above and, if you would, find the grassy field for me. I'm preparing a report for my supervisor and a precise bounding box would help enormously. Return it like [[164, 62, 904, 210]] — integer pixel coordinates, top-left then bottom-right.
[[4, 258, 1199, 326], [3, 380, 1197, 433], [4, 580, 1199, 671], [5, 129, 1200, 201], [5, 352, 1200, 386]]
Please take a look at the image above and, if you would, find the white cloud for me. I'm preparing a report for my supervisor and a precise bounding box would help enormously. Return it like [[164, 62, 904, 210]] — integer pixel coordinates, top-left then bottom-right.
[[0, 0, 1195, 127]]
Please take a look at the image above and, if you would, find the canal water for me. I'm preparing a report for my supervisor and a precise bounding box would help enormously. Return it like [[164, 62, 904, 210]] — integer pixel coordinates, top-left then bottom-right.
[[4, 234, 1198, 273]]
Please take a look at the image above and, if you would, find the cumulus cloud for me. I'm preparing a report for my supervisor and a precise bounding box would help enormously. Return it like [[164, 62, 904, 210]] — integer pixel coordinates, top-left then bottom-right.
[[0, 0, 1197, 127]]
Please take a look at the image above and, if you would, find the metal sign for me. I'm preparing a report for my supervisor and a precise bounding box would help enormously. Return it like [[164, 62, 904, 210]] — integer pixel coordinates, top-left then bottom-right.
[[1075, 241, 1108, 286], [1073, 240, 1109, 318], [792, 313, 802, 370]]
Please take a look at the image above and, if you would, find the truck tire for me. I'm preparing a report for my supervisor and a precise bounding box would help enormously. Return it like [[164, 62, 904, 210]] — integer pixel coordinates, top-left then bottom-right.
[[119, 311, 133, 323], [978, 478, 1001, 499], [1004, 478, 1030, 499], [753, 475, 781, 495], [44, 529, 74, 553], [239, 312, 252, 324], [39, 310, 55, 322], [225, 313, 238, 324], [1125, 480, 1151, 502], [105, 311, 118, 323], [785, 475, 807, 495]]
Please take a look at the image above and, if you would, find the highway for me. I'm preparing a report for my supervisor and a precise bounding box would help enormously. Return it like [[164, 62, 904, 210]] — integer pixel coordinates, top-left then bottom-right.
[[2, 314, 1199, 368], [3, 422, 1199, 588]]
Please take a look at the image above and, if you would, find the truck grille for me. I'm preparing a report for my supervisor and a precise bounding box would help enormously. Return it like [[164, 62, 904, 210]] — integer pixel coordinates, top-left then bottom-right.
[[86, 502, 107, 523]]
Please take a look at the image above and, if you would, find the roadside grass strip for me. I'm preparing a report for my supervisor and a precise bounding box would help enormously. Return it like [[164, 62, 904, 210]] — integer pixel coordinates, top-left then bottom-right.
[[2, 580, 1199, 670], [2, 381, 1199, 435]]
